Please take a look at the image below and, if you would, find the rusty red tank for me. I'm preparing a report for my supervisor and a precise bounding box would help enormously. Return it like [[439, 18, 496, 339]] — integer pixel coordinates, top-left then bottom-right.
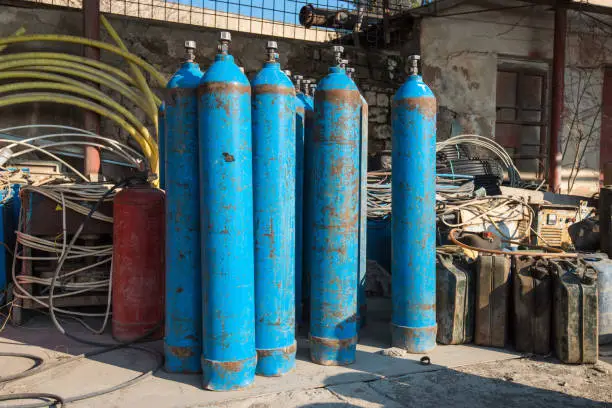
[[112, 184, 165, 342]]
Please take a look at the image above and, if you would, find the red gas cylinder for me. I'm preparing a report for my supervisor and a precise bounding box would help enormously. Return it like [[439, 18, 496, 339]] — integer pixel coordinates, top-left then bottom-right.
[[112, 184, 165, 342]]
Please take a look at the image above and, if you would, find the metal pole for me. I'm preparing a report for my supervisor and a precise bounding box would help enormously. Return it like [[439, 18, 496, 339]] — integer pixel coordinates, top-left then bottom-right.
[[549, 4, 567, 193], [83, 0, 101, 181]]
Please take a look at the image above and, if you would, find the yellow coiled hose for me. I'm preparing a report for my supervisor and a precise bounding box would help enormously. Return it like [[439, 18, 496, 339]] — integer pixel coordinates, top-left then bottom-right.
[[0, 21, 168, 183]]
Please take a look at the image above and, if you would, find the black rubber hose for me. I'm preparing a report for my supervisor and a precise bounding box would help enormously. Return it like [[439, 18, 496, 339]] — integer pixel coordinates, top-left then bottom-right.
[[0, 175, 163, 407], [0, 345, 162, 408], [0, 393, 64, 408], [0, 352, 44, 383]]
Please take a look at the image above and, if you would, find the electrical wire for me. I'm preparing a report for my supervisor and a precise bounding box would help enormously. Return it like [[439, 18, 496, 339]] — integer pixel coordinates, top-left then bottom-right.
[[448, 228, 578, 258], [436, 134, 522, 187], [10, 184, 115, 331], [1, 176, 163, 407]]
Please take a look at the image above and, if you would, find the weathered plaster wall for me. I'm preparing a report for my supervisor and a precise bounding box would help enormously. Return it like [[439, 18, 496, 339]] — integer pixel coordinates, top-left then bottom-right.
[[420, 4, 612, 195], [0, 3, 414, 170]]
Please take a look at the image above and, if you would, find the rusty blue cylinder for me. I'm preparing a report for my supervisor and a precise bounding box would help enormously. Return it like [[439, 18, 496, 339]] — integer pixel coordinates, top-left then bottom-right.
[[298, 90, 314, 325], [307, 65, 364, 366], [391, 56, 437, 353], [252, 52, 297, 377], [294, 91, 306, 326], [197, 37, 256, 390], [164, 55, 204, 373], [347, 72, 369, 330]]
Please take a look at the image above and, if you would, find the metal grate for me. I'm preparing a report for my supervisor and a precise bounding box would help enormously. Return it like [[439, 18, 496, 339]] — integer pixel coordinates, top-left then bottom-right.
[[17, 0, 419, 43]]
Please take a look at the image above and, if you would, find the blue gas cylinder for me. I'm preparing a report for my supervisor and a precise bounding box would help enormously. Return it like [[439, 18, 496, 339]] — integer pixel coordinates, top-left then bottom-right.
[[307, 47, 364, 366], [163, 41, 203, 374], [288, 73, 306, 326], [346, 65, 368, 329], [391, 55, 437, 353], [297, 75, 315, 325], [252, 42, 297, 377], [197, 32, 255, 390]]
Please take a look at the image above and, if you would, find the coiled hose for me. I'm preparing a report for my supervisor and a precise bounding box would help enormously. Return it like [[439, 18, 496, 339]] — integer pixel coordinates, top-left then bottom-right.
[[0, 20, 167, 184]]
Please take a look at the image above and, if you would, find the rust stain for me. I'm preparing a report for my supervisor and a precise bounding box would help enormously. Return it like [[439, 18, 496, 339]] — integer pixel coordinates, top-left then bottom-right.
[[296, 107, 305, 116], [168, 346, 195, 358], [204, 359, 245, 373], [254, 84, 295, 95], [257, 343, 297, 357], [393, 97, 437, 119], [222, 152, 235, 162], [314, 89, 362, 108], [198, 82, 251, 96], [310, 334, 357, 348]]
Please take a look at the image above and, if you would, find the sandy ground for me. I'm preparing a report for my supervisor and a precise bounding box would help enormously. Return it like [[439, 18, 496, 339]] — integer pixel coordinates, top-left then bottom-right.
[[206, 356, 612, 408], [1, 300, 611, 407]]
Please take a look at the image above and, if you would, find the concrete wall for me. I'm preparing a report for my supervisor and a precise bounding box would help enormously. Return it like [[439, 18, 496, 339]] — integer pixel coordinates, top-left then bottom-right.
[[419, 2, 612, 195], [0, 3, 414, 171]]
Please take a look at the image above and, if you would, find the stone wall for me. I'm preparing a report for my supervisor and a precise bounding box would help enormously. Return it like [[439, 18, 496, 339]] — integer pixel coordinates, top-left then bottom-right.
[[0, 2, 411, 170]]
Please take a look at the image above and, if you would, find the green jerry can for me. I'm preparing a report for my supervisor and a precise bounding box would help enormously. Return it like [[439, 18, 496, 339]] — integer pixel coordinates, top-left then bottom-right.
[[436, 251, 475, 345], [475, 255, 511, 348], [513, 256, 553, 354], [553, 260, 598, 364]]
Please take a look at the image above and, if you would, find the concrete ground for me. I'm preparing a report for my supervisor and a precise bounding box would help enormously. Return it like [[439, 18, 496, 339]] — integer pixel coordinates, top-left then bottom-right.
[[0, 298, 611, 408]]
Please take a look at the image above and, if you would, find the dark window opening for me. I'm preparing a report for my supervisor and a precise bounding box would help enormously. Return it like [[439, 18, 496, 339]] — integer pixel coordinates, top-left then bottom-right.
[[495, 67, 549, 180]]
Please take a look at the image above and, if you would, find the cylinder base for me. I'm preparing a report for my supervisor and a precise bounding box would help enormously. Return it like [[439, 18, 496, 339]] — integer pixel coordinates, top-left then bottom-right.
[[201, 355, 256, 391], [112, 322, 162, 343], [391, 323, 437, 353], [256, 341, 297, 377], [164, 343, 201, 374], [309, 334, 357, 366]]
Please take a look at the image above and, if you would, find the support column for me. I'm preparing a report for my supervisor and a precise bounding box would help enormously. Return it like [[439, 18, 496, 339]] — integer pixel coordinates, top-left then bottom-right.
[[548, 4, 567, 193], [83, 0, 101, 180]]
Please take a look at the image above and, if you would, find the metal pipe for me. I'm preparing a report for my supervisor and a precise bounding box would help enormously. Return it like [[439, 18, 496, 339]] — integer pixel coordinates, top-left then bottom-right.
[[549, 5, 567, 193], [82, 0, 101, 181]]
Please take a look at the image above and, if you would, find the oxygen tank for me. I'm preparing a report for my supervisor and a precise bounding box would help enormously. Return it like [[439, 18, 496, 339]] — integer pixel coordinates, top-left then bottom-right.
[[197, 31, 255, 390], [391, 55, 437, 353], [252, 41, 297, 376], [164, 40, 204, 373], [307, 46, 365, 366]]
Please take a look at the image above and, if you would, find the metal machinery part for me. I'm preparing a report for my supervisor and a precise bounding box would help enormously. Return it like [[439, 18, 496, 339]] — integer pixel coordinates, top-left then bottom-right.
[[307, 45, 366, 365], [163, 40, 204, 373], [530, 203, 579, 249], [299, 4, 359, 30], [197, 31, 256, 390], [252, 40, 297, 376], [112, 185, 165, 342], [391, 54, 438, 353]]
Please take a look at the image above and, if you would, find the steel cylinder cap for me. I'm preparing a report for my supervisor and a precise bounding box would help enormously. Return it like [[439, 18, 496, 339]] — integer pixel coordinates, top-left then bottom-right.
[[408, 55, 420, 75], [267, 41, 278, 49], [185, 40, 196, 49], [333, 45, 344, 53], [220, 31, 232, 42]]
